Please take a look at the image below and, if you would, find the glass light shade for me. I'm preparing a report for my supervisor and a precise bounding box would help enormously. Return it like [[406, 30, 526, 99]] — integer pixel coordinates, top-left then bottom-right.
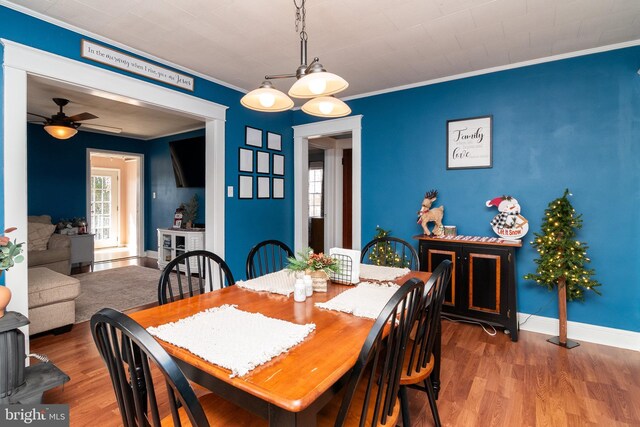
[[288, 71, 348, 99], [44, 125, 78, 140], [241, 83, 294, 112], [301, 96, 351, 118]]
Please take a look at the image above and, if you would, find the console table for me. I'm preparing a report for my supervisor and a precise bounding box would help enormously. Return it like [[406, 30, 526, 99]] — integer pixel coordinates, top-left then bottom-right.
[[414, 235, 521, 341], [157, 228, 205, 270]]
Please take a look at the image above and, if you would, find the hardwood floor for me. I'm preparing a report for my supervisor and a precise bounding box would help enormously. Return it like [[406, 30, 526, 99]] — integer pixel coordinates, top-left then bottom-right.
[[30, 266, 640, 425]]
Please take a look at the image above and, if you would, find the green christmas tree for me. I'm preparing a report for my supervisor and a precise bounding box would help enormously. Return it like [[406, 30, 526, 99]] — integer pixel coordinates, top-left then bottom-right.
[[524, 189, 602, 301], [367, 226, 411, 268]]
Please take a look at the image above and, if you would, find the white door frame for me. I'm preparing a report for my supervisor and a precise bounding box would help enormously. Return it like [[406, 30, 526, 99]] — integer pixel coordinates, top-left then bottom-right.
[[87, 149, 145, 255], [293, 115, 362, 252], [2, 39, 227, 338]]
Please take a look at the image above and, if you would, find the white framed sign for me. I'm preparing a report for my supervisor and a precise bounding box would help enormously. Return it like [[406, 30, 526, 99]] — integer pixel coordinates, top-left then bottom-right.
[[239, 148, 253, 173], [81, 40, 194, 91], [239, 175, 253, 199], [273, 178, 284, 199], [446, 115, 492, 169], [267, 132, 282, 151]]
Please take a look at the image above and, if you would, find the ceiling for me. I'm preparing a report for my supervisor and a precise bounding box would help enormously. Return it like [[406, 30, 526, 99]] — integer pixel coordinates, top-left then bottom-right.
[[28, 75, 204, 139], [8, 0, 640, 100]]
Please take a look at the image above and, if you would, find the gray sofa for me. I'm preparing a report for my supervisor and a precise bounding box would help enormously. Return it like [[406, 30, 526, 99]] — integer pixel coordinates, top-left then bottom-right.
[[27, 215, 71, 275]]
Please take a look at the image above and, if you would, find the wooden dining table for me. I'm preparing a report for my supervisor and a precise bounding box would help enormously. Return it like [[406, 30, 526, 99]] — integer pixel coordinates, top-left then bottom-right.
[[130, 270, 433, 426]]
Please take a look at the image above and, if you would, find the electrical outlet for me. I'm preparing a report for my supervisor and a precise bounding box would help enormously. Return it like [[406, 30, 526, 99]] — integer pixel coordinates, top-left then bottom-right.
[[152, 191, 157, 199], [227, 186, 234, 198]]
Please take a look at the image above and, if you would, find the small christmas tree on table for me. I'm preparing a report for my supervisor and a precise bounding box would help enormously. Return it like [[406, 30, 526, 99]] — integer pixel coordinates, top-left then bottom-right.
[[367, 226, 411, 268], [524, 189, 602, 348]]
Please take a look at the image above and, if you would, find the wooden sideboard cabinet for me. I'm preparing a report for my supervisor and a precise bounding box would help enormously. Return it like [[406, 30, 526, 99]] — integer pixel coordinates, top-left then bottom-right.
[[414, 235, 522, 341]]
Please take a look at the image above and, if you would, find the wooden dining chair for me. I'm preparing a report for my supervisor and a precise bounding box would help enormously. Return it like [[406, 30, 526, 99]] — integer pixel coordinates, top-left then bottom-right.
[[317, 277, 425, 427], [91, 308, 265, 427], [158, 250, 235, 305], [398, 259, 453, 427], [245, 239, 294, 279], [360, 236, 420, 270]]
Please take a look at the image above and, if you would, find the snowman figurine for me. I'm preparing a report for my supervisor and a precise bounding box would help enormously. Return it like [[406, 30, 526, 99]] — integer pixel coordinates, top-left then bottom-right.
[[486, 195, 529, 241]]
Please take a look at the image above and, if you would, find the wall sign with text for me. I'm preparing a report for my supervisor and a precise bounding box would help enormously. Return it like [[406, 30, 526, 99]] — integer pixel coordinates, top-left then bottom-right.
[[446, 115, 492, 169], [81, 40, 194, 91]]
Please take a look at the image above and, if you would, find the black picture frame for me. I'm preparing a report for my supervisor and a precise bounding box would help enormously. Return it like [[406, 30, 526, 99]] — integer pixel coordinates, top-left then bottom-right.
[[267, 132, 282, 151], [446, 115, 493, 170], [238, 147, 253, 173], [272, 177, 284, 199], [257, 176, 270, 199], [272, 154, 285, 176], [257, 151, 270, 174], [238, 175, 253, 199], [245, 126, 262, 147]]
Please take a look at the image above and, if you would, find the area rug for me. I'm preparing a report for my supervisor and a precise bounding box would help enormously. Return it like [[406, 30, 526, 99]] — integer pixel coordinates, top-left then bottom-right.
[[74, 265, 161, 323]]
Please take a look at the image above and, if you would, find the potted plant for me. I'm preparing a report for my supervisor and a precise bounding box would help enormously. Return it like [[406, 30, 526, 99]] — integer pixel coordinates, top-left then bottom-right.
[[0, 227, 25, 317], [287, 247, 340, 292]]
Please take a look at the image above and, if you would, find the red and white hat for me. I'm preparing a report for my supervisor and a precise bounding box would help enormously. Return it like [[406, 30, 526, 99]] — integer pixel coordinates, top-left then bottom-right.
[[486, 197, 503, 208]]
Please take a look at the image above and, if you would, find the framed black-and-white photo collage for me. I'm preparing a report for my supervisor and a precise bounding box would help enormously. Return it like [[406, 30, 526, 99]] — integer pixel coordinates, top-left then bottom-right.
[[238, 126, 285, 199]]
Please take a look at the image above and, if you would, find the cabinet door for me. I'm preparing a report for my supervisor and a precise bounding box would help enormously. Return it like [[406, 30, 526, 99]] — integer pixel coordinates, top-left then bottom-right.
[[420, 243, 459, 308], [462, 247, 508, 321]]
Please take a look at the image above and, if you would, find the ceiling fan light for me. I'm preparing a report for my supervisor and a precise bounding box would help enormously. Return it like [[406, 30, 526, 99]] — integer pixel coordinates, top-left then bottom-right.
[[44, 124, 78, 140], [241, 82, 294, 112], [301, 96, 351, 118], [289, 71, 349, 99]]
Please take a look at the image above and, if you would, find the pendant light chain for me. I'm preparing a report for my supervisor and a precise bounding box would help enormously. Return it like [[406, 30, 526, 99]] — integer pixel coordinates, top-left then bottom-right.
[[294, 0, 307, 41], [241, 0, 351, 117]]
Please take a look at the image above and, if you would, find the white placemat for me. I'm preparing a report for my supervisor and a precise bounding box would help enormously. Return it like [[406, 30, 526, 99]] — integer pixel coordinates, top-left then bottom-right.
[[315, 282, 399, 319], [235, 269, 296, 296], [147, 304, 315, 377], [359, 264, 411, 281]]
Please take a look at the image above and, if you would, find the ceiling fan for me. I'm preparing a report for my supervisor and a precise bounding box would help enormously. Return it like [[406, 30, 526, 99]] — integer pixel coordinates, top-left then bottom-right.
[[28, 98, 121, 139]]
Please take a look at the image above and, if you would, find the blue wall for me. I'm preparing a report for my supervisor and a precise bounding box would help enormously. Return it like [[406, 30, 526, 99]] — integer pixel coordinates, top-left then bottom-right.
[[295, 47, 640, 332], [1, 6, 294, 281], [146, 129, 206, 251], [27, 123, 146, 221]]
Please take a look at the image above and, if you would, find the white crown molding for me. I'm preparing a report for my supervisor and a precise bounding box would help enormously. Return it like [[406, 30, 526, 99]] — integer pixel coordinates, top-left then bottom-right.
[[342, 38, 640, 103], [0, 0, 248, 94], [518, 313, 640, 352]]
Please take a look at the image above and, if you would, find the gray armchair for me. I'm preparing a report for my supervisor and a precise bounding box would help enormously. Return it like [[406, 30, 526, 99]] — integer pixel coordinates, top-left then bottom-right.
[[27, 215, 71, 275]]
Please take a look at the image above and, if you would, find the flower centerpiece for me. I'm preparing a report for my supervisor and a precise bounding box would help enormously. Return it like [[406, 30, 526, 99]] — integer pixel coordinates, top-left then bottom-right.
[[286, 247, 339, 292], [0, 227, 25, 317]]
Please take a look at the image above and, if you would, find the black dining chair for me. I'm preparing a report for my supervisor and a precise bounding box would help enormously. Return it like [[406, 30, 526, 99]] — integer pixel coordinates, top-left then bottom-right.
[[316, 277, 425, 426], [158, 250, 235, 305], [245, 239, 294, 279], [398, 259, 453, 427], [360, 236, 420, 270], [91, 308, 265, 427]]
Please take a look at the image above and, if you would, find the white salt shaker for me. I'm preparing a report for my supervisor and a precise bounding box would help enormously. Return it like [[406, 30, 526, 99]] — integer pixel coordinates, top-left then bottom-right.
[[294, 278, 306, 302], [303, 274, 313, 297]]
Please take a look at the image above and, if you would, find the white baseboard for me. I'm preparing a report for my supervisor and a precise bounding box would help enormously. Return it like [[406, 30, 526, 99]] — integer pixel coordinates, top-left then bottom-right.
[[146, 250, 158, 259], [518, 313, 640, 351]]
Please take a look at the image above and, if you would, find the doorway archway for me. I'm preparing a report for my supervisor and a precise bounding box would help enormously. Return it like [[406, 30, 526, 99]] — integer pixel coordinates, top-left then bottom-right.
[[2, 39, 227, 339]]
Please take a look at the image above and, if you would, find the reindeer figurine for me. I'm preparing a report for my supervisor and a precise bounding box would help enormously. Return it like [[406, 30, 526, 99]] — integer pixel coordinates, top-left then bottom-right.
[[418, 189, 445, 236]]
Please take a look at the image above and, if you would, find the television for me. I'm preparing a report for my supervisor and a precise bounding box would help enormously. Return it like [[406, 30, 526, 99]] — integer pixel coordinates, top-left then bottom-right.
[[169, 136, 206, 187]]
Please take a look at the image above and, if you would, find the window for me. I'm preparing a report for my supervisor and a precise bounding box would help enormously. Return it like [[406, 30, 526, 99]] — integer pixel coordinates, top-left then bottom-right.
[[308, 165, 324, 218]]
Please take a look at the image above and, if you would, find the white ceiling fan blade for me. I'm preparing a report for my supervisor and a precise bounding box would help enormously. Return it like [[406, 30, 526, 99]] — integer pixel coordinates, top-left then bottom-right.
[[80, 123, 122, 134]]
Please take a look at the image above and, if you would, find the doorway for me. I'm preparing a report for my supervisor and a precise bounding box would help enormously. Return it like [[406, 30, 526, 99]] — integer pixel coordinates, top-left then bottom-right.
[[88, 150, 142, 261], [307, 135, 353, 253], [3, 40, 227, 341], [293, 115, 362, 252]]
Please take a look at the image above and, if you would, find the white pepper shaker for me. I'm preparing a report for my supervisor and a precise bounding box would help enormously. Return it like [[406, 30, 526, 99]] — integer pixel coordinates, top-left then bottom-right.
[[294, 278, 307, 302], [303, 274, 313, 297]]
